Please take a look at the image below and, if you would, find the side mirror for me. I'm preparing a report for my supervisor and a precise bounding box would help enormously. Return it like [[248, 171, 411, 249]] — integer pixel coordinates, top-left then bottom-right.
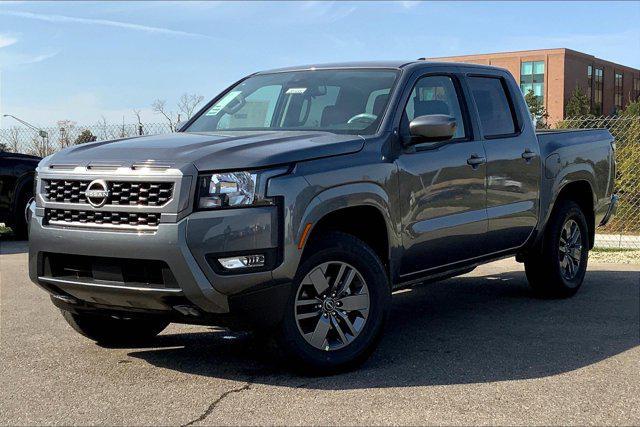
[[408, 114, 456, 144]]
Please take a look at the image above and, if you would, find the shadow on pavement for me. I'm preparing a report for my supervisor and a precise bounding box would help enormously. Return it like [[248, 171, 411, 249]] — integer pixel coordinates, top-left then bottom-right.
[[0, 237, 28, 255], [129, 268, 640, 389]]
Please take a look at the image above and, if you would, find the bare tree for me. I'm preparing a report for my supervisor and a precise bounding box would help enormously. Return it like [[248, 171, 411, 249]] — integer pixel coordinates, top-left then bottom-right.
[[133, 109, 144, 135], [151, 99, 180, 131], [6, 126, 22, 153], [28, 134, 53, 157], [56, 119, 77, 150], [177, 93, 205, 120], [95, 115, 111, 140]]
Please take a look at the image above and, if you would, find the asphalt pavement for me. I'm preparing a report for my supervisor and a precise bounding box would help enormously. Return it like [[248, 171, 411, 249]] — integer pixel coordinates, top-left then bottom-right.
[[1, 239, 639, 425]]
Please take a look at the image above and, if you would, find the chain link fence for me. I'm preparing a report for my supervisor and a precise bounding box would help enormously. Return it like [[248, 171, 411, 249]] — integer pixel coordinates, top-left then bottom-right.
[[0, 122, 173, 157], [558, 116, 640, 249], [1, 116, 638, 248]]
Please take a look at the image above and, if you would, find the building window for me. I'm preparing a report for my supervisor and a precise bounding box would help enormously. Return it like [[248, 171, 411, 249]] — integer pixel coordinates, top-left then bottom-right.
[[593, 68, 604, 115], [614, 73, 623, 112], [520, 61, 545, 101], [587, 65, 593, 105], [633, 77, 640, 101]]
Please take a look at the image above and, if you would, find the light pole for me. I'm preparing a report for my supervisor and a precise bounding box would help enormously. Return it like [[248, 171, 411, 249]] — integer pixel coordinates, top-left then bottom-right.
[[3, 114, 49, 155]]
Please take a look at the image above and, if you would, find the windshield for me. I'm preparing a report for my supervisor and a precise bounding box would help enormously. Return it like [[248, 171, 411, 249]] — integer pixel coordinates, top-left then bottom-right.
[[186, 69, 399, 135]]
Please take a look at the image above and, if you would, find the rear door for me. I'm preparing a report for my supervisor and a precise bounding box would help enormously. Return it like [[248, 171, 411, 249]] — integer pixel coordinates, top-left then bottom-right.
[[395, 72, 488, 278], [466, 74, 541, 252]]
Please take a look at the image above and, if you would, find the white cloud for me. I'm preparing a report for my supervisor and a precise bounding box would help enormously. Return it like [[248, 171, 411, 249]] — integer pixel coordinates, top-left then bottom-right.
[[297, 1, 357, 23], [0, 10, 212, 39], [401, 1, 421, 9], [0, 50, 58, 67], [0, 34, 17, 49]]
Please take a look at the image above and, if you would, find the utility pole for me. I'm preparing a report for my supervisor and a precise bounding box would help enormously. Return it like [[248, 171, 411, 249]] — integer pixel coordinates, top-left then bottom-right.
[[3, 114, 49, 155]]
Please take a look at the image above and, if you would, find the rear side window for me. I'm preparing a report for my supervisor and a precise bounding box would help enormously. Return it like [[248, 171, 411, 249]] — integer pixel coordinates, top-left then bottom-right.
[[468, 76, 517, 138]]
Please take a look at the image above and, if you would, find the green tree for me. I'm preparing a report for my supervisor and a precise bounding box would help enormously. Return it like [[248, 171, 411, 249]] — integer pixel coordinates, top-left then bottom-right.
[[621, 99, 640, 117], [74, 129, 97, 145], [524, 89, 548, 128], [565, 86, 591, 117]]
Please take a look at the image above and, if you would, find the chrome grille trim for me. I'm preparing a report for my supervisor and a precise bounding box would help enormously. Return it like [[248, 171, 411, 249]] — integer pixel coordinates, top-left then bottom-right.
[[35, 164, 192, 231], [45, 208, 160, 230], [43, 179, 174, 207]]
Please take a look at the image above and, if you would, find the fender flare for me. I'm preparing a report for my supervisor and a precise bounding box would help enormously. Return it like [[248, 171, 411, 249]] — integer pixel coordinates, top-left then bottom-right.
[[294, 182, 401, 278]]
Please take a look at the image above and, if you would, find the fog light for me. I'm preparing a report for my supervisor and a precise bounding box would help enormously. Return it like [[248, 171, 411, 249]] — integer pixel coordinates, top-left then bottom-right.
[[218, 254, 265, 270]]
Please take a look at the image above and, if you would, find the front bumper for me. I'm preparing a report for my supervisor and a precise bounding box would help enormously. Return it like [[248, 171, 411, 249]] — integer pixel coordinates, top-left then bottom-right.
[[28, 205, 292, 327]]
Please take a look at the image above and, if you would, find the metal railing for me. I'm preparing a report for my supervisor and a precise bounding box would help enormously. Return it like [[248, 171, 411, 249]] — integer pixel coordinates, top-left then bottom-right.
[[2, 116, 638, 248], [0, 122, 173, 157], [558, 116, 639, 249]]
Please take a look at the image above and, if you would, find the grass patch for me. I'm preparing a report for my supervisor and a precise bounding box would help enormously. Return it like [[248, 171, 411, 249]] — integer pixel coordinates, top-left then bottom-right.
[[592, 247, 638, 253]]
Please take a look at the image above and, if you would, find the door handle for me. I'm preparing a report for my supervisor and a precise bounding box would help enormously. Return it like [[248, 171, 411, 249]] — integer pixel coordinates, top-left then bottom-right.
[[466, 154, 486, 169], [522, 149, 536, 161]]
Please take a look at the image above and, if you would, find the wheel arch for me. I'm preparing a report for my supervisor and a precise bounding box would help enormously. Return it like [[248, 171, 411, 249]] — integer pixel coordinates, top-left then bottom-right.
[[296, 182, 399, 282], [547, 179, 596, 249]]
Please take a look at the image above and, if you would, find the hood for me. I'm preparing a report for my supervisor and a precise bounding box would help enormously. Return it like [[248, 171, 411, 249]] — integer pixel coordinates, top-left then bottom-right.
[[43, 131, 364, 171]]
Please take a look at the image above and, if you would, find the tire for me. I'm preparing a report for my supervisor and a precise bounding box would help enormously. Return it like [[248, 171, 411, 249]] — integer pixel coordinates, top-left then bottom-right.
[[61, 310, 169, 346], [276, 232, 390, 374], [525, 200, 590, 298], [11, 186, 33, 240]]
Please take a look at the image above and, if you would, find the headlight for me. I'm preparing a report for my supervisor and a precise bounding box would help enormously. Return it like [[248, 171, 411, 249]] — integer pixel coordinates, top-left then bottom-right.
[[196, 170, 280, 210]]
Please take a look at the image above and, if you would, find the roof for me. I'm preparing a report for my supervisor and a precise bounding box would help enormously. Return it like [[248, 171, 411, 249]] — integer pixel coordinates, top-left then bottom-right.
[[257, 61, 413, 74], [257, 60, 508, 74]]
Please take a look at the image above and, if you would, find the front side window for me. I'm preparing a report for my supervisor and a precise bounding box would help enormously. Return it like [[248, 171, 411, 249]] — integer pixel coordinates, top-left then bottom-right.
[[520, 61, 545, 101], [187, 69, 399, 135], [401, 75, 467, 140], [468, 76, 517, 138], [634, 77, 640, 101]]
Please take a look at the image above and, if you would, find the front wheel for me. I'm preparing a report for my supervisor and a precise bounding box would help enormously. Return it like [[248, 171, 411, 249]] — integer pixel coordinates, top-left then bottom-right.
[[525, 200, 589, 298], [61, 310, 169, 346], [276, 232, 390, 374]]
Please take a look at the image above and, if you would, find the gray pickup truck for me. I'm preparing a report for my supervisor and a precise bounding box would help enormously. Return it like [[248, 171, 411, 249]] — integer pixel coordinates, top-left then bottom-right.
[[28, 61, 617, 373]]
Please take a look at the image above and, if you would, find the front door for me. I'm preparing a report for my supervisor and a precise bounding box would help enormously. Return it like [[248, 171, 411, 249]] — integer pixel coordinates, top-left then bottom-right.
[[396, 74, 488, 278]]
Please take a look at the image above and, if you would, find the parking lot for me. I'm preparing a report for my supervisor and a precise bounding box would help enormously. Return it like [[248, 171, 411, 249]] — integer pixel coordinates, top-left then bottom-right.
[[1, 239, 638, 426]]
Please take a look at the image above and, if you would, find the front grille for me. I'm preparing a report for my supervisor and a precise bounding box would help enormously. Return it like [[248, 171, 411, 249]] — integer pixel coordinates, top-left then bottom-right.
[[45, 208, 160, 228], [43, 179, 173, 206], [43, 253, 178, 289]]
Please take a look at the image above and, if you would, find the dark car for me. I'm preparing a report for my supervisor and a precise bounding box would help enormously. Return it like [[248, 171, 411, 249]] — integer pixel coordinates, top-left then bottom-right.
[[0, 151, 40, 239], [27, 61, 617, 373]]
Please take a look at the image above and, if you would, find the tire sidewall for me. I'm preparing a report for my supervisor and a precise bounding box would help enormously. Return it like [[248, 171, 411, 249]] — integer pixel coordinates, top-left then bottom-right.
[[546, 202, 589, 290], [279, 233, 390, 372]]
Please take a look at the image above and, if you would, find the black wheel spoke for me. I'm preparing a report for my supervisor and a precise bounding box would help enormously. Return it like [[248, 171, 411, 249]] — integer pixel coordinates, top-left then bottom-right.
[[295, 261, 370, 351], [558, 219, 582, 280]]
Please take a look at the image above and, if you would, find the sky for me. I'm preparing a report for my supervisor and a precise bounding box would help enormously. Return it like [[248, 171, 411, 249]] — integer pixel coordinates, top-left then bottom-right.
[[0, 0, 639, 127]]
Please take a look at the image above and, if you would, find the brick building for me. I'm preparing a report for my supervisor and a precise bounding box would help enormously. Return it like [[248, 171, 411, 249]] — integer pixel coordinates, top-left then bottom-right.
[[424, 48, 640, 124]]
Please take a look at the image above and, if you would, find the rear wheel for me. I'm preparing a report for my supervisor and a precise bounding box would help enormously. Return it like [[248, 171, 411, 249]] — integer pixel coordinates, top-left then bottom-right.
[[61, 310, 169, 345], [525, 200, 589, 298], [277, 232, 390, 374]]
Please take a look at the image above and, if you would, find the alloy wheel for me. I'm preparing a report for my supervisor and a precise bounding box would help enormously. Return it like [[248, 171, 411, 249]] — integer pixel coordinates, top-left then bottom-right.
[[294, 261, 370, 351], [558, 219, 582, 280]]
